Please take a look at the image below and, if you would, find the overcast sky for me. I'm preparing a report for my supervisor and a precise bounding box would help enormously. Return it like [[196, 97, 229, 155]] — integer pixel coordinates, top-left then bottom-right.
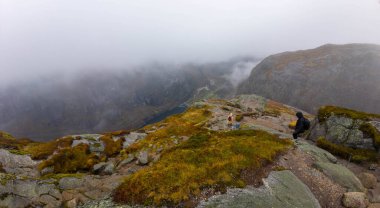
[[1, 0, 380, 84]]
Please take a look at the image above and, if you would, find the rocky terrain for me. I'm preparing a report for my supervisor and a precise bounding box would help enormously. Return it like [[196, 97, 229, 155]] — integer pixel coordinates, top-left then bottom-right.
[[0, 94, 379, 208], [238, 43, 380, 114]]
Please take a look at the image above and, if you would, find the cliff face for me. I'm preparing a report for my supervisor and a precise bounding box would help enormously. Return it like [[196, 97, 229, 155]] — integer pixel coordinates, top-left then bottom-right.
[[238, 44, 380, 114]]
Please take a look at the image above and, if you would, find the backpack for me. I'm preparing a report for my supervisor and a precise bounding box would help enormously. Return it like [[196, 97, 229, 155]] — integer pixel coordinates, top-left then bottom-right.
[[228, 116, 232, 121], [303, 118, 310, 130]]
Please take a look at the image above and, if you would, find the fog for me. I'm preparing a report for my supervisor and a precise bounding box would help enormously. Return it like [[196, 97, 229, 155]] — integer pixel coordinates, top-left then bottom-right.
[[1, 0, 380, 86]]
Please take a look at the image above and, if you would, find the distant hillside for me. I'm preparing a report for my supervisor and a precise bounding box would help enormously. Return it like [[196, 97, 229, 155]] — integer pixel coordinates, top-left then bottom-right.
[[238, 44, 380, 114], [0, 58, 257, 141]]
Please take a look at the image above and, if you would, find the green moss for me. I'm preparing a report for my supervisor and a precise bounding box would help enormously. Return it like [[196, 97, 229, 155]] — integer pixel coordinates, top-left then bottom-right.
[[38, 143, 99, 173], [316, 137, 378, 163], [359, 123, 380, 149], [8, 149, 28, 155], [318, 106, 380, 123], [0, 173, 15, 186], [40, 173, 85, 180], [273, 166, 287, 171], [114, 129, 291, 206]]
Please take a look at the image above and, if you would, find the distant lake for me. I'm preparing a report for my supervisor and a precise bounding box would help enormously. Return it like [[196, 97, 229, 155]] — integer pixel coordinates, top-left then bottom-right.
[[144, 103, 188, 125]]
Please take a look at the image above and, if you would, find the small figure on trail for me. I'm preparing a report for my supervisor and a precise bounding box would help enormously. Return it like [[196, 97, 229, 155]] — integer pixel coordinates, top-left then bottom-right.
[[293, 112, 310, 139], [227, 113, 233, 129], [234, 121, 241, 130]]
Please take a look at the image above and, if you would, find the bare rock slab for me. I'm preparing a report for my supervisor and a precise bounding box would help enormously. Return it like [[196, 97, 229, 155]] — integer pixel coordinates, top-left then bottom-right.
[[197, 170, 321, 208]]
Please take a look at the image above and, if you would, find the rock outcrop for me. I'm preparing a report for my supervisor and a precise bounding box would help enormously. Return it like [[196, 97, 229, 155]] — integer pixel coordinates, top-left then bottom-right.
[[309, 106, 380, 153]]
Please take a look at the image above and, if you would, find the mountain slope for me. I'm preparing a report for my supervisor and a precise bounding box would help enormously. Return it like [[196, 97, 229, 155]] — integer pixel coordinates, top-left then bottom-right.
[[238, 43, 380, 114], [1, 95, 379, 207], [0, 58, 257, 141]]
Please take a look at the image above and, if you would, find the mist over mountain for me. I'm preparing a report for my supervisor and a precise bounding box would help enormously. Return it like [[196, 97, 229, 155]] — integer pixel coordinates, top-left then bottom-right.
[[0, 58, 257, 141], [238, 43, 380, 114]]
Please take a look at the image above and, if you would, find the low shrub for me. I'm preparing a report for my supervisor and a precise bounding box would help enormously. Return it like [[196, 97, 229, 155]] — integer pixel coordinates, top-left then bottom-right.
[[104, 130, 130, 137], [100, 136, 124, 157], [22, 136, 74, 160], [38, 143, 99, 173]]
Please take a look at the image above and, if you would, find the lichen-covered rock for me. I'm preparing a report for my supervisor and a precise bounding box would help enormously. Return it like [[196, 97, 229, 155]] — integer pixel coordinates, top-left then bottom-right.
[[197, 170, 321, 208], [59, 177, 84, 190], [297, 140, 337, 163], [117, 154, 135, 168], [78, 197, 132, 208], [137, 150, 149, 165], [358, 172, 377, 189], [103, 163, 115, 175], [39, 194, 62, 208], [325, 116, 369, 149], [0, 194, 32, 208], [40, 166, 54, 176], [313, 162, 365, 192], [0, 149, 38, 177], [122, 132, 147, 149], [309, 106, 380, 151], [342, 192, 369, 208], [93, 162, 107, 174]]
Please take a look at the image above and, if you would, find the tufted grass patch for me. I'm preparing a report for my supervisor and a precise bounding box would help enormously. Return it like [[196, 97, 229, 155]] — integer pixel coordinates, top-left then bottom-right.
[[126, 106, 212, 155], [318, 106, 380, 123], [38, 143, 99, 173], [360, 123, 380, 149], [22, 136, 74, 160], [316, 137, 378, 163], [113, 129, 291, 206], [100, 135, 124, 157]]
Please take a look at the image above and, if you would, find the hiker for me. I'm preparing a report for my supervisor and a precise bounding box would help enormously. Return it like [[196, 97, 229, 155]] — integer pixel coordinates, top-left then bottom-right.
[[227, 113, 233, 129], [234, 121, 241, 130], [293, 112, 310, 139]]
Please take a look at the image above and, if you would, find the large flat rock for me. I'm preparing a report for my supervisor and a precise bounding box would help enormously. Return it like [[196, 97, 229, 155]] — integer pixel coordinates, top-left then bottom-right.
[[197, 170, 321, 208]]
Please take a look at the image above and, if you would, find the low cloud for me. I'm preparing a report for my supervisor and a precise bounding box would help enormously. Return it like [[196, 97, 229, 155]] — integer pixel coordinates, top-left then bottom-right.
[[226, 61, 260, 87]]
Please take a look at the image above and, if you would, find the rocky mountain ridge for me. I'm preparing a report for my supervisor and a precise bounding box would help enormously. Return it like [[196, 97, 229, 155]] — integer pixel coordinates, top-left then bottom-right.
[[0, 94, 379, 208], [238, 43, 380, 114]]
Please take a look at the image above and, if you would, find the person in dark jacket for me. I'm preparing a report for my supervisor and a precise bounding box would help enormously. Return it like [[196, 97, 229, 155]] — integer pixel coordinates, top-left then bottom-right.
[[293, 112, 307, 139]]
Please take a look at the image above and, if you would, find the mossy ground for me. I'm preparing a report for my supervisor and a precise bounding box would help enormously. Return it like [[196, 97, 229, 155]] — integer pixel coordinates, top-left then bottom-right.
[[318, 106, 380, 123], [0, 173, 16, 186], [359, 123, 380, 149], [126, 106, 212, 155], [114, 130, 291, 206], [316, 137, 378, 163], [40, 173, 85, 180]]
